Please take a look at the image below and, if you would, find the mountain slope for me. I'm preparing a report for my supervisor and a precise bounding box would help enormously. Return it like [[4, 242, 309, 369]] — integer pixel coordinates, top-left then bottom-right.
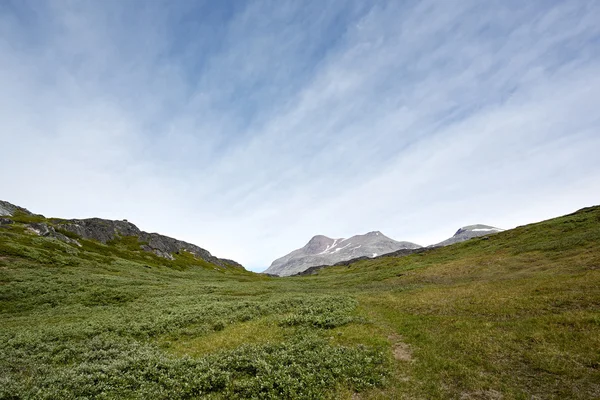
[[0, 200, 243, 269], [265, 231, 420, 276], [294, 205, 600, 398]]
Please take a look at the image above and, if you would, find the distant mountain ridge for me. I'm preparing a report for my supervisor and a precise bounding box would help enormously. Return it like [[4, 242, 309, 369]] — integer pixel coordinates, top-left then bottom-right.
[[0, 200, 243, 269], [266, 224, 504, 276], [433, 224, 504, 247], [264, 231, 421, 277]]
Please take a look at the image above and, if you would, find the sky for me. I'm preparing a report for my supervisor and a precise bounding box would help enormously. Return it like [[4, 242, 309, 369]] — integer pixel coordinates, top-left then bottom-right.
[[1, 0, 599, 272]]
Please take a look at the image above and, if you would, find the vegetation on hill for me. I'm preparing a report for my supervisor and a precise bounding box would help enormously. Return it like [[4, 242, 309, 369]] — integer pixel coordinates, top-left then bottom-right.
[[1, 206, 599, 399]]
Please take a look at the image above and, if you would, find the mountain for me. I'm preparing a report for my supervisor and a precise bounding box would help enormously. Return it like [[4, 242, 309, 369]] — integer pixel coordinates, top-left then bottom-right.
[[270, 223, 504, 277], [264, 231, 420, 276], [293, 224, 503, 277], [433, 224, 503, 247], [0, 200, 243, 269]]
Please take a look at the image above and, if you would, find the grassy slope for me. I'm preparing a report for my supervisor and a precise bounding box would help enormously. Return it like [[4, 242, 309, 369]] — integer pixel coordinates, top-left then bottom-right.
[[301, 206, 600, 399], [1, 206, 599, 399]]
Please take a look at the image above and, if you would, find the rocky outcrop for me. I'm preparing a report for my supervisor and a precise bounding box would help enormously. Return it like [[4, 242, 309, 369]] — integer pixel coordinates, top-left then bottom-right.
[[59, 218, 141, 243], [137, 231, 226, 266], [26, 223, 82, 246], [56, 218, 242, 268], [0, 200, 34, 217], [0, 199, 243, 269], [265, 231, 421, 276]]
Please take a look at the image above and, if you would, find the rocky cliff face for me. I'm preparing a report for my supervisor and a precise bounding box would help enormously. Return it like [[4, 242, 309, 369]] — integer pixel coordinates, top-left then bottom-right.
[[0, 200, 243, 269], [265, 231, 420, 276]]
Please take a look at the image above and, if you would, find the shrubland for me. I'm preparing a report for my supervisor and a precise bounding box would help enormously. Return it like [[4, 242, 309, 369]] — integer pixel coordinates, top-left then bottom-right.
[[1, 206, 599, 399]]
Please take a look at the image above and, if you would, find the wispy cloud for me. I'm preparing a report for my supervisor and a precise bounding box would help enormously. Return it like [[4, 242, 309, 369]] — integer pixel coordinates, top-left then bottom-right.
[[1, 0, 599, 270]]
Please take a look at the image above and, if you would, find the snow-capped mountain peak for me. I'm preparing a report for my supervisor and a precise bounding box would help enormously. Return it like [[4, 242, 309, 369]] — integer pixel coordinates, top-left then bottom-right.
[[264, 231, 421, 276]]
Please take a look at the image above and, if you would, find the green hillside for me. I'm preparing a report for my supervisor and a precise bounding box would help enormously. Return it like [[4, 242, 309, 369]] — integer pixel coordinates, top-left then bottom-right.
[[1, 206, 599, 399]]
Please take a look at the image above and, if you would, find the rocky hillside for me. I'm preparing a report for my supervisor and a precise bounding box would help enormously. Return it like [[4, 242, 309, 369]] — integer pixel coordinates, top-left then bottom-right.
[[433, 224, 503, 247], [0, 200, 242, 269], [265, 231, 420, 276]]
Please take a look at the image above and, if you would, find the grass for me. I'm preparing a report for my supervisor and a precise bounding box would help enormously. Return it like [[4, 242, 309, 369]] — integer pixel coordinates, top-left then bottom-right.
[[162, 317, 287, 357], [1, 206, 599, 398]]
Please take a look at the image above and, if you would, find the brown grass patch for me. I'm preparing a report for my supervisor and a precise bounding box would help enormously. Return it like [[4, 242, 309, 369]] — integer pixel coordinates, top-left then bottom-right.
[[388, 334, 413, 361]]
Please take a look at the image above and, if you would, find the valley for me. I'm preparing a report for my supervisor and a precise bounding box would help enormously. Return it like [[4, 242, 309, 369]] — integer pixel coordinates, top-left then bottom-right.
[[1, 203, 599, 399]]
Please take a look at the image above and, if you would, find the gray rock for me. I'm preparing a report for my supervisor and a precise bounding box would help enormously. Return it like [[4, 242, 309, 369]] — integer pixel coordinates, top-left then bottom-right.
[[27, 222, 52, 236], [142, 246, 176, 260], [26, 222, 81, 246], [59, 218, 142, 243], [265, 231, 421, 276], [0, 218, 13, 225], [0, 200, 34, 217]]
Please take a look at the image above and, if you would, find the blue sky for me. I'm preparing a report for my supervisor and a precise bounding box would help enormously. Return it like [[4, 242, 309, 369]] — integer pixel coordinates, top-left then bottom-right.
[[1, 0, 599, 271]]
